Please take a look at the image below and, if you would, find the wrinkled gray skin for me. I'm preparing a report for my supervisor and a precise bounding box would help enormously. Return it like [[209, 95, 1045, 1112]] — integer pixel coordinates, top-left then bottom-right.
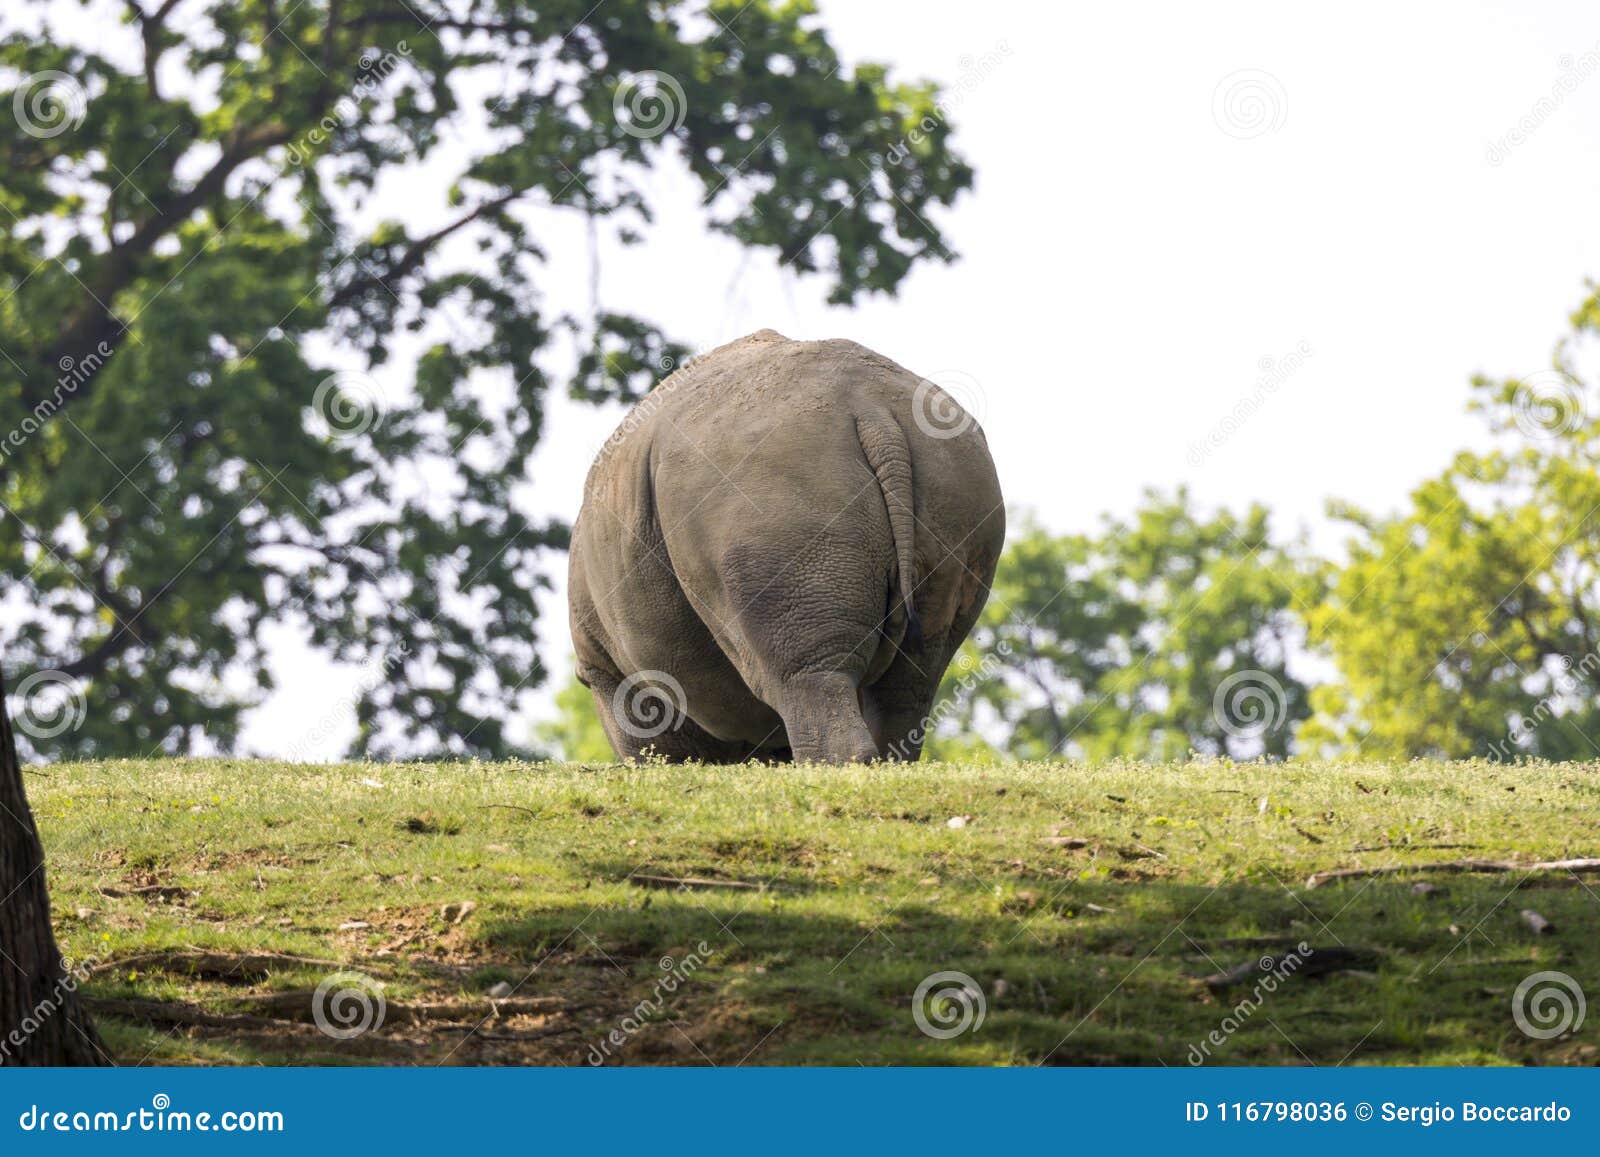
[[568, 330, 1004, 764]]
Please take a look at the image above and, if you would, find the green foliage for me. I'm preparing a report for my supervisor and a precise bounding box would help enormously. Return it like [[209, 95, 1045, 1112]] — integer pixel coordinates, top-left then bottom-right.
[[1305, 284, 1600, 760], [0, 1, 971, 757], [937, 492, 1321, 761], [534, 672, 615, 762]]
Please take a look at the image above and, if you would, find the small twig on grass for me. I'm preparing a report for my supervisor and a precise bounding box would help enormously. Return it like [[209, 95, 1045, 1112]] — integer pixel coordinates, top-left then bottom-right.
[[1349, 843, 1481, 853], [1198, 946, 1381, 990], [479, 804, 539, 817], [1305, 857, 1600, 889], [627, 872, 763, 892]]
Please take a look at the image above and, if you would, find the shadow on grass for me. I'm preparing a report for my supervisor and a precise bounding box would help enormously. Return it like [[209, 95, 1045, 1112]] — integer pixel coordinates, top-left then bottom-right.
[[85, 873, 1594, 1067], [469, 873, 1594, 1066]]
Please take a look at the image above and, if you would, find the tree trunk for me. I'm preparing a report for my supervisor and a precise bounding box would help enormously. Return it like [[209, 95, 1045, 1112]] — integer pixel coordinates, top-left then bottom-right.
[[0, 670, 106, 1065]]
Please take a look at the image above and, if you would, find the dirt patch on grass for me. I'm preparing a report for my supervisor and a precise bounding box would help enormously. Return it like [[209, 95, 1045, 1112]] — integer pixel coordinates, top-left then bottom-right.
[[184, 848, 324, 873], [706, 836, 820, 867]]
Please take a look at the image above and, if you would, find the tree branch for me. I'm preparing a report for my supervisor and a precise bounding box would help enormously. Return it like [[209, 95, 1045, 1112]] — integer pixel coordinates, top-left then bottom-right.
[[327, 187, 524, 310], [126, 0, 185, 99], [322, 0, 344, 75], [40, 120, 292, 402]]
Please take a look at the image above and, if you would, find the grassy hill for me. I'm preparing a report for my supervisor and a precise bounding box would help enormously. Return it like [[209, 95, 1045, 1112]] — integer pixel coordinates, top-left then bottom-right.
[[29, 758, 1599, 1066]]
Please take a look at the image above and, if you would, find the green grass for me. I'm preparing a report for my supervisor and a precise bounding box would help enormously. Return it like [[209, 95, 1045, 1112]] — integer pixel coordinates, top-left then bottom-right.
[[28, 758, 1600, 1066]]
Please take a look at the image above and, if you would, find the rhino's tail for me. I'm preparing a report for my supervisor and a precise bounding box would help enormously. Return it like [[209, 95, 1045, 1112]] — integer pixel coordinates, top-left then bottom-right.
[[856, 411, 923, 648]]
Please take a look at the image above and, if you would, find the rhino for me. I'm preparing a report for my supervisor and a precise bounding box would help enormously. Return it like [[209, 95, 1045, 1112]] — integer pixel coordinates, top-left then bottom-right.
[[568, 329, 1004, 764]]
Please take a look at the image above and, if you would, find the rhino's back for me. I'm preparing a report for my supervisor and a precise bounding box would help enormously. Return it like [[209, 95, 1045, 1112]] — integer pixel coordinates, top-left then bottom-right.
[[637, 329, 915, 441], [588, 325, 998, 496], [584, 329, 998, 545]]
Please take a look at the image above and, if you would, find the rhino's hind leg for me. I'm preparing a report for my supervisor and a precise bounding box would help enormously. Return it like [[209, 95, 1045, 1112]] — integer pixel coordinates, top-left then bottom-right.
[[580, 664, 752, 764], [861, 645, 941, 761], [865, 545, 996, 761], [863, 617, 975, 762], [775, 672, 879, 765]]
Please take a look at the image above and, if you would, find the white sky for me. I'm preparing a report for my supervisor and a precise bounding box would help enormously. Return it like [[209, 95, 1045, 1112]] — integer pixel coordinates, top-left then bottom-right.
[[51, 1, 1600, 758]]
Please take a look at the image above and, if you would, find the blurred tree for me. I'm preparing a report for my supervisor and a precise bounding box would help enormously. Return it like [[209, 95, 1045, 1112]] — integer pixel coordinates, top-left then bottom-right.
[[935, 492, 1320, 761], [1304, 285, 1600, 760], [0, 0, 971, 757], [534, 672, 615, 762]]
